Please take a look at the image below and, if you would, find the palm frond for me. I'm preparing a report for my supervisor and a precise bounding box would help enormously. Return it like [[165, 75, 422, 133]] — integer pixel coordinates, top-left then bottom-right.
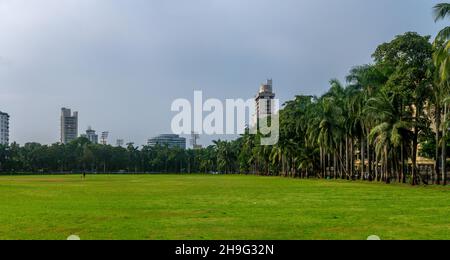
[[436, 26, 450, 42], [434, 3, 450, 22], [369, 122, 390, 143], [444, 96, 450, 104]]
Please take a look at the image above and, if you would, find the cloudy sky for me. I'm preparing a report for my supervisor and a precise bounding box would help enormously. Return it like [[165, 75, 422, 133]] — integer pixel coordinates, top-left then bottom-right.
[[0, 0, 443, 146]]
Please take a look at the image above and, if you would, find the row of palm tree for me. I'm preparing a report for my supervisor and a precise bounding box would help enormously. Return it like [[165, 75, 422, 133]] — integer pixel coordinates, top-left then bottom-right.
[[211, 4, 450, 185]]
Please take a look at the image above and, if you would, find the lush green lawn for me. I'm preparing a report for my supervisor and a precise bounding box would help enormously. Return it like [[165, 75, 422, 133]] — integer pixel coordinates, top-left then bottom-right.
[[0, 174, 449, 240]]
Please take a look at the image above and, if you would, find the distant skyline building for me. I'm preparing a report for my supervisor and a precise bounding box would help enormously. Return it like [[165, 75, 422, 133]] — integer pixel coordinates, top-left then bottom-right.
[[256, 79, 276, 117], [60, 108, 78, 144], [148, 134, 186, 149], [116, 139, 124, 147], [100, 131, 109, 145], [0, 111, 10, 145], [253, 79, 276, 126], [190, 131, 202, 149], [85, 126, 98, 144]]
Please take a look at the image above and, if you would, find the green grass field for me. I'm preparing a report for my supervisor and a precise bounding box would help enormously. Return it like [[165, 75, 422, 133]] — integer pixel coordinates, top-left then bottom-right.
[[0, 174, 449, 240]]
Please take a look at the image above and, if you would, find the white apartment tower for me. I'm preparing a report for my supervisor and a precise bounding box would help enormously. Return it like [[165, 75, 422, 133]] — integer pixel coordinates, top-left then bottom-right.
[[61, 108, 78, 144], [0, 111, 9, 145]]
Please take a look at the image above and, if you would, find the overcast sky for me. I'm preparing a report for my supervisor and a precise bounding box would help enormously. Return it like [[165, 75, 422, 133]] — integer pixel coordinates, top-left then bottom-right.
[[0, 0, 444, 146]]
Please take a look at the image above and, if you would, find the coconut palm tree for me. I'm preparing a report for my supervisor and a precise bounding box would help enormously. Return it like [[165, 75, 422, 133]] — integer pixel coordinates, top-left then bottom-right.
[[213, 140, 237, 174], [347, 64, 386, 181], [434, 3, 450, 42], [442, 96, 450, 184], [307, 88, 345, 179], [433, 3, 450, 185], [365, 90, 413, 183]]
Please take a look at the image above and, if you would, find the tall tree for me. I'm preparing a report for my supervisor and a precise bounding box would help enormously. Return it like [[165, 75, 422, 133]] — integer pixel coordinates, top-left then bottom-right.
[[434, 3, 450, 185], [373, 32, 433, 185]]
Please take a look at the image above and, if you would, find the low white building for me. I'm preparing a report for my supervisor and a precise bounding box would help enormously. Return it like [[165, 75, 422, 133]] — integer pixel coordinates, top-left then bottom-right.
[[148, 134, 186, 149]]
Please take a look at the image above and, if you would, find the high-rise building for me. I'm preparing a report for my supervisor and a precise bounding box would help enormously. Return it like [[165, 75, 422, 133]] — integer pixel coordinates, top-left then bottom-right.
[[60, 108, 78, 144], [148, 134, 186, 149], [255, 79, 276, 117], [252, 79, 276, 127], [0, 111, 9, 145], [85, 126, 98, 144]]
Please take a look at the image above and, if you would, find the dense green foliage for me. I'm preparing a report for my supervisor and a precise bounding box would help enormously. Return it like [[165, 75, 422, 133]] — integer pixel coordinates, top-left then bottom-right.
[[0, 138, 210, 174], [0, 174, 448, 240], [1, 4, 450, 186]]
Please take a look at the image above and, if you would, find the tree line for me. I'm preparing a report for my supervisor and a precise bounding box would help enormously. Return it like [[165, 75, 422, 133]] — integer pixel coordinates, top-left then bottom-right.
[[1, 4, 450, 186], [0, 139, 215, 174]]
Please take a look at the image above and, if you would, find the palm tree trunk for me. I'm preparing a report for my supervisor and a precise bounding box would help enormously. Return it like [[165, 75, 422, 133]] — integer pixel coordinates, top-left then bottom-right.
[[325, 153, 329, 178], [334, 152, 338, 179], [291, 161, 295, 178], [375, 152, 379, 182], [350, 138, 354, 179], [411, 105, 421, 186], [442, 138, 447, 185], [319, 147, 324, 178], [442, 103, 448, 186], [345, 136, 349, 179], [286, 156, 290, 177], [435, 104, 442, 185], [412, 130, 419, 185], [401, 143, 406, 184], [339, 142, 343, 178], [385, 146, 390, 184], [367, 132, 372, 181], [381, 154, 384, 182], [393, 150, 398, 183], [361, 135, 365, 181]]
